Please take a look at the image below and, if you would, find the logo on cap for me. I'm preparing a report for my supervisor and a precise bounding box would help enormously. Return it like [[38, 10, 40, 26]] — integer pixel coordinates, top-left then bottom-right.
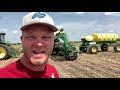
[[32, 12, 46, 19]]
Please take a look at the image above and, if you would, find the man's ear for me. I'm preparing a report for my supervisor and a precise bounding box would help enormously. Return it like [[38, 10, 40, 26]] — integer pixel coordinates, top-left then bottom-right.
[[20, 35, 23, 40]]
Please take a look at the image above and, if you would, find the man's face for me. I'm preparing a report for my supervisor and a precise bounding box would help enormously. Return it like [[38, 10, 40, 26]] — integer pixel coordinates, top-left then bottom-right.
[[21, 24, 54, 65]]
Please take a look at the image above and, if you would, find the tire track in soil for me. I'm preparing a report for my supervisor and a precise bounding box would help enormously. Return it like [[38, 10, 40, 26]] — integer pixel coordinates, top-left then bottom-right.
[[48, 58, 78, 78], [64, 57, 115, 78], [49, 57, 105, 78], [79, 60, 120, 78], [81, 53, 120, 69], [64, 61, 105, 78], [97, 52, 120, 62], [49, 52, 120, 78], [79, 54, 120, 77], [49, 57, 95, 78]]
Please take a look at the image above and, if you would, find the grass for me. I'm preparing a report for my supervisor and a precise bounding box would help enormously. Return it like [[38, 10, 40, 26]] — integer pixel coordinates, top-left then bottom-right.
[[10, 43, 22, 50]]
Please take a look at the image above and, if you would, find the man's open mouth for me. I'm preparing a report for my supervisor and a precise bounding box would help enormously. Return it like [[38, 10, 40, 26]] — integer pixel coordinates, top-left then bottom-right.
[[32, 50, 45, 54]]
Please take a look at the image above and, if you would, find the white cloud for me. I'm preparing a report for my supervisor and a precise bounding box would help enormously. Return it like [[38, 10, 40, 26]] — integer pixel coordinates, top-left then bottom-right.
[[2, 28, 7, 32], [108, 29, 114, 33], [0, 28, 8, 32], [12, 30, 19, 34], [95, 28, 104, 31], [104, 12, 120, 16], [77, 12, 104, 14], [69, 33, 72, 35], [86, 12, 103, 14], [75, 12, 85, 15], [56, 25, 63, 30], [75, 12, 120, 16]]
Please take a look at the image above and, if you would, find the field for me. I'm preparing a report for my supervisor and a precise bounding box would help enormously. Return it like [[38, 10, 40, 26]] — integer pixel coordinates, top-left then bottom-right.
[[0, 42, 120, 78]]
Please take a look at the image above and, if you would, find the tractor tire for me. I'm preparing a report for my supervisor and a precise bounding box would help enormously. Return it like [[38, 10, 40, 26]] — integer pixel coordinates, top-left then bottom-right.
[[79, 45, 87, 52], [8, 46, 16, 58], [70, 54, 77, 60], [87, 44, 98, 54], [7, 46, 14, 59], [0, 44, 12, 60], [101, 44, 108, 51], [114, 44, 120, 52], [52, 48, 60, 55], [65, 53, 78, 61]]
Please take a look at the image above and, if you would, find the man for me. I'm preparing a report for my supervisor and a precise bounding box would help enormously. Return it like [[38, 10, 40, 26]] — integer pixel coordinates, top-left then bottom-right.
[[0, 12, 59, 78]]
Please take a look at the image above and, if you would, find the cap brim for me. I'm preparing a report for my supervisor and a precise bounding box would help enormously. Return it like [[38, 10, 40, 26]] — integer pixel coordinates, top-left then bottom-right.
[[20, 23, 58, 32]]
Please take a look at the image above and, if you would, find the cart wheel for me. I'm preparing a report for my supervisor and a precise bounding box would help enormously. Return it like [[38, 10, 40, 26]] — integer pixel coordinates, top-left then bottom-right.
[[79, 45, 87, 52], [101, 44, 108, 51], [87, 44, 98, 54], [114, 44, 120, 52]]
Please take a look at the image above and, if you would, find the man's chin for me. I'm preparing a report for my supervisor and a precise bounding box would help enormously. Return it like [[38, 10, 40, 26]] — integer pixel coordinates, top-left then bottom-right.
[[30, 58, 47, 65]]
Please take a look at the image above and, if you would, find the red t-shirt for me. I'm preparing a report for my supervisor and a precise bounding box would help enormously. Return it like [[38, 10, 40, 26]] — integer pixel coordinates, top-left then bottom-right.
[[0, 59, 59, 78]]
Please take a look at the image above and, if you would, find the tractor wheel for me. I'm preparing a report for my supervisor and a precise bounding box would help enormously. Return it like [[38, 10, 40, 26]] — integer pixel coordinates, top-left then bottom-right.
[[65, 52, 78, 61], [70, 54, 77, 60], [0, 44, 12, 60], [87, 44, 98, 54], [7, 46, 14, 59], [79, 45, 87, 52], [52, 48, 60, 55], [114, 44, 120, 52], [101, 44, 108, 51]]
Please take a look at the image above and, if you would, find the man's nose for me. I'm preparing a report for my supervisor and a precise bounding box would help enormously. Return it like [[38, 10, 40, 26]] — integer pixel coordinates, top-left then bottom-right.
[[36, 42, 44, 47], [35, 39, 44, 47]]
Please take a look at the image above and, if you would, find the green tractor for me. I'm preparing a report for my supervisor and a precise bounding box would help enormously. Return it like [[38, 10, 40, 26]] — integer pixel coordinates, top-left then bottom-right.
[[79, 33, 120, 54], [52, 28, 79, 60], [0, 33, 20, 60]]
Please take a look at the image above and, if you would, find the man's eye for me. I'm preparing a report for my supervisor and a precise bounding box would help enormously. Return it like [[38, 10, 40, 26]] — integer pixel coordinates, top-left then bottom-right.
[[43, 37, 51, 39], [43, 37, 51, 40], [26, 36, 35, 39]]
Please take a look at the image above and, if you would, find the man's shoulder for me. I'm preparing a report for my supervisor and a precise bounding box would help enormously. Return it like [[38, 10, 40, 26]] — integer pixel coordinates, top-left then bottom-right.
[[0, 59, 19, 72], [0, 59, 19, 78]]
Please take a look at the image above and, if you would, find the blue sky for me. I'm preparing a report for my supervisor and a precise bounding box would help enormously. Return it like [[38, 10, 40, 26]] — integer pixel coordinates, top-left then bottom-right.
[[0, 12, 120, 43]]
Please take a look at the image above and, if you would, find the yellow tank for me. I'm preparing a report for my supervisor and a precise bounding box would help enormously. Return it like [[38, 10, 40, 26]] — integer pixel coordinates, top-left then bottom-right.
[[112, 33, 119, 41], [100, 33, 106, 41], [81, 35, 94, 41], [92, 33, 118, 42]]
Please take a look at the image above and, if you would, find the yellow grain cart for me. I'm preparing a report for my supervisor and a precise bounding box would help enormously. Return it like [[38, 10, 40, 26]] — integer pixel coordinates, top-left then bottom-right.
[[80, 33, 120, 54]]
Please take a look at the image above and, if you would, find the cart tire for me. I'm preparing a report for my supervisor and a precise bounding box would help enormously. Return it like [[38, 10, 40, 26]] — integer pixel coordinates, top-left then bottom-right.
[[87, 44, 98, 54], [114, 44, 120, 52], [79, 45, 87, 52], [101, 44, 108, 51]]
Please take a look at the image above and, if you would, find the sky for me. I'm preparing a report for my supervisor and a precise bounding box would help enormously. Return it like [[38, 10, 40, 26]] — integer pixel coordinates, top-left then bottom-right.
[[0, 12, 120, 43]]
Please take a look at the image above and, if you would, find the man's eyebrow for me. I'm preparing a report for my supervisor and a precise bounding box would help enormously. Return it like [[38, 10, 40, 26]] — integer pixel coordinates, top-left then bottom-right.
[[24, 31, 33, 34]]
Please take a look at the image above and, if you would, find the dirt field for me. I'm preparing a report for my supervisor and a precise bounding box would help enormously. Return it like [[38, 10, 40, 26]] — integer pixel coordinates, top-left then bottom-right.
[[0, 48, 120, 78]]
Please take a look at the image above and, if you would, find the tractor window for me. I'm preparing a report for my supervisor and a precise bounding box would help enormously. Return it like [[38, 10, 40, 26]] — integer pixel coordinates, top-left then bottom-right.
[[59, 38, 64, 43], [0, 35, 5, 42]]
